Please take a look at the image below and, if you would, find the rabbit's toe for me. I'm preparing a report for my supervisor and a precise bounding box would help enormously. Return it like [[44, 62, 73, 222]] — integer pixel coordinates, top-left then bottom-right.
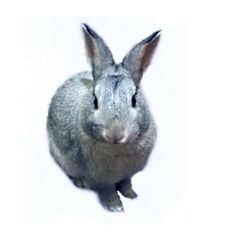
[[107, 205, 124, 212], [116, 179, 138, 199], [102, 200, 124, 212], [120, 188, 138, 199]]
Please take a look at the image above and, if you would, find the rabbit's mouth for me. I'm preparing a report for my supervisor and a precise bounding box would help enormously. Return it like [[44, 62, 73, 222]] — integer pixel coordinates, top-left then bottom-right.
[[102, 128, 128, 144], [103, 131, 128, 144], [102, 117, 128, 144]]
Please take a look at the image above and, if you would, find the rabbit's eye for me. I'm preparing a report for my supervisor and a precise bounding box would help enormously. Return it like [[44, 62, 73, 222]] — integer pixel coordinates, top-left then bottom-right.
[[93, 94, 99, 110], [132, 94, 137, 108]]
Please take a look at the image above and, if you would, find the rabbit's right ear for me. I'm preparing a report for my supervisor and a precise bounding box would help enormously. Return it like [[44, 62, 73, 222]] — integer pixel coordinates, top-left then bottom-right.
[[122, 30, 161, 86], [82, 24, 115, 79]]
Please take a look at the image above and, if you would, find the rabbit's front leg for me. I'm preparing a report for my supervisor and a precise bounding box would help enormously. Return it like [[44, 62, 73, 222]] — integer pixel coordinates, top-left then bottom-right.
[[116, 178, 138, 199], [68, 176, 91, 189], [96, 184, 124, 212]]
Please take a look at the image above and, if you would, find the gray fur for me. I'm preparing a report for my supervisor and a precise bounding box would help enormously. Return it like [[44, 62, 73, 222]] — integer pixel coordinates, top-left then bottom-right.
[[47, 24, 161, 212]]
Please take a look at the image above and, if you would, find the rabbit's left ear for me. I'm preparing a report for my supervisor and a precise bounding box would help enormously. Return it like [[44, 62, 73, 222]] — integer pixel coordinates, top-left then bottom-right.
[[122, 30, 161, 85], [82, 24, 115, 79]]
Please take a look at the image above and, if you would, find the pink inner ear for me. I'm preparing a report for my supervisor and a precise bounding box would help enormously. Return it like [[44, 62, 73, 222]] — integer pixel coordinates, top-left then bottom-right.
[[83, 30, 102, 68], [83, 31, 95, 60], [122, 30, 161, 85], [82, 24, 115, 75], [140, 36, 161, 72]]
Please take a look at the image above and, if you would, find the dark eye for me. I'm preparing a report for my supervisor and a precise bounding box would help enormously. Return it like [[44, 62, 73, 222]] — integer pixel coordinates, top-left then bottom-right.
[[132, 93, 137, 108], [93, 94, 98, 110]]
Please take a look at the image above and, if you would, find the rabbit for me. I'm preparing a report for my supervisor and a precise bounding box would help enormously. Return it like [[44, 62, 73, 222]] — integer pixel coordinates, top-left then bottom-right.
[[47, 23, 161, 212]]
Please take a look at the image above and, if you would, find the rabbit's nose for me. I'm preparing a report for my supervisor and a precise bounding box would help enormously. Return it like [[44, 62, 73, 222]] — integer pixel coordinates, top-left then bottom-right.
[[104, 121, 127, 144]]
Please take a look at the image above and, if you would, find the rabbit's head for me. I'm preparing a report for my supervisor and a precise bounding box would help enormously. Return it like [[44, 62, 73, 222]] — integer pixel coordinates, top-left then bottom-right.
[[81, 24, 161, 144]]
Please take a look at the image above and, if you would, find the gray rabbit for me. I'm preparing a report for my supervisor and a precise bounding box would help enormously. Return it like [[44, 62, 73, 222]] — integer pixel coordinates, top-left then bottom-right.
[[47, 24, 161, 212]]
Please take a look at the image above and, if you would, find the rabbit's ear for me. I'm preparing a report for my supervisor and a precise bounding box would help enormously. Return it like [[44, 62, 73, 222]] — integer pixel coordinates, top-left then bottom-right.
[[82, 24, 115, 79], [122, 30, 161, 85]]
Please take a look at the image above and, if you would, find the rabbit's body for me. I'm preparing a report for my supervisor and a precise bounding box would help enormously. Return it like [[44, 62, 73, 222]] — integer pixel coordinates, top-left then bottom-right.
[[47, 24, 161, 211], [48, 71, 156, 183]]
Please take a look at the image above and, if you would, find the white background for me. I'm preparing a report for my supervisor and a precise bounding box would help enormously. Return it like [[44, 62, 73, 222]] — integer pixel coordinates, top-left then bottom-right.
[[24, 17, 187, 222], [0, 0, 236, 235]]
